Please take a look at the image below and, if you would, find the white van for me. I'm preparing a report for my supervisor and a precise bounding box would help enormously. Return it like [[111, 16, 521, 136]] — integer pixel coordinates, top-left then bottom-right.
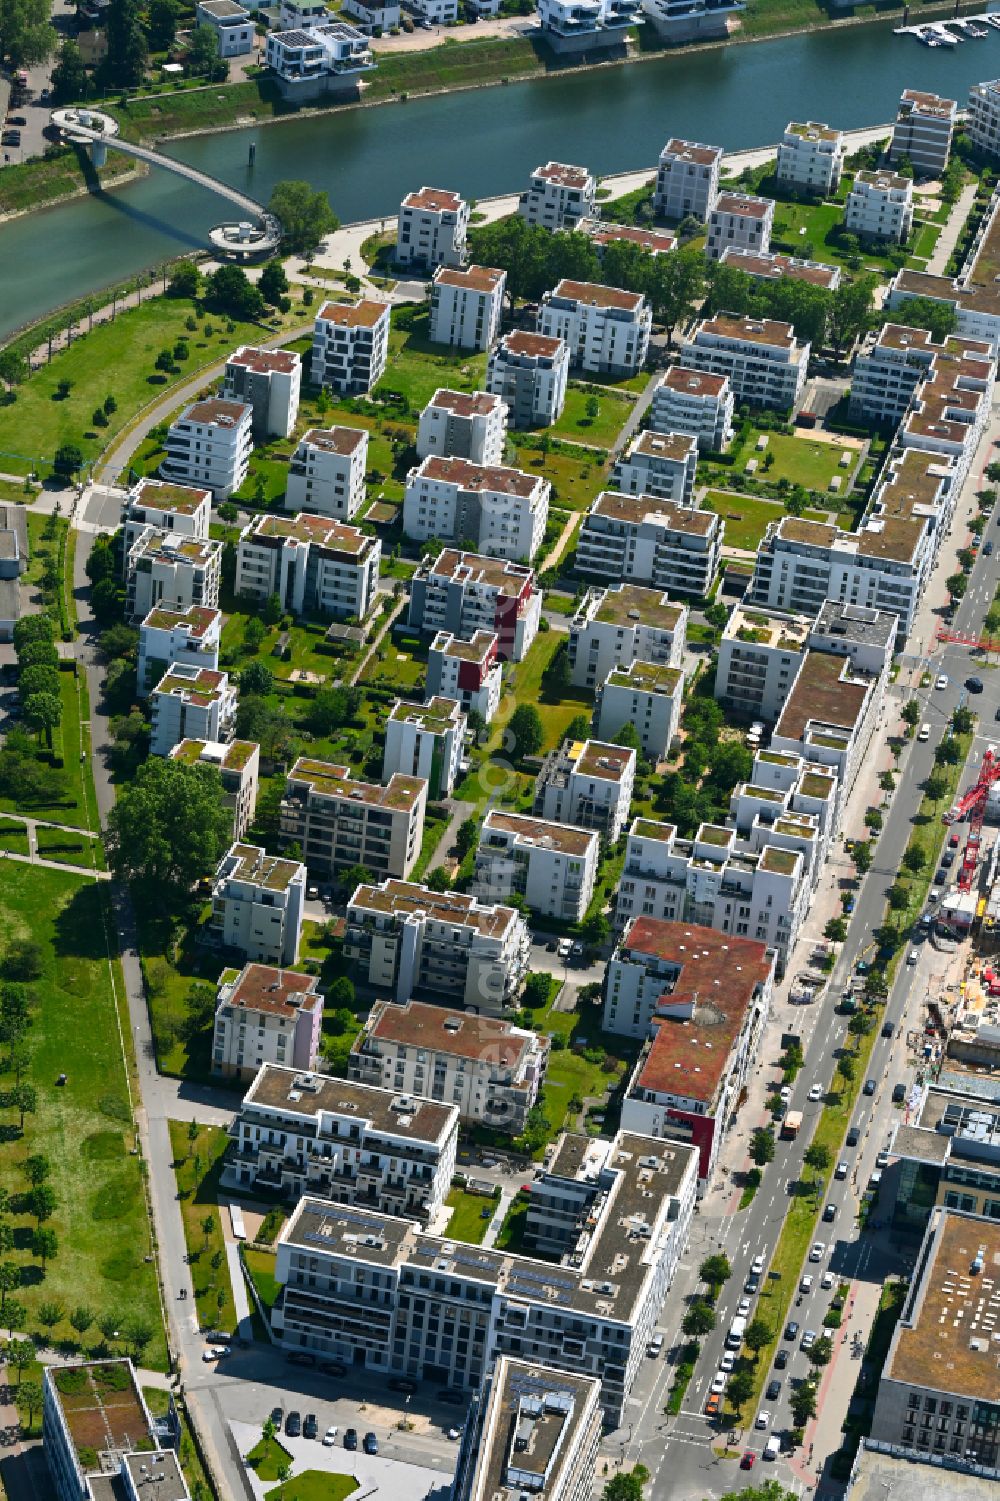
[[764, 1437, 780, 1461], [918, 724, 931, 743], [726, 1315, 747, 1349]]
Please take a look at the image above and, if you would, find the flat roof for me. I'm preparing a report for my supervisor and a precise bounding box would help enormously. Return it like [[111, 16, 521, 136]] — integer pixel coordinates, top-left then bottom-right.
[[221, 962, 320, 1018], [416, 456, 541, 499], [427, 387, 506, 418], [362, 997, 539, 1069], [153, 664, 228, 706], [122, 1451, 188, 1501], [661, 137, 723, 166], [141, 603, 219, 637], [228, 344, 299, 374], [350, 878, 519, 941], [854, 169, 912, 193], [430, 627, 497, 663], [482, 808, 598, 857], [605, 660, 683, 695], [297, 425, 367, 456], [218, 842, 301, 893], [46, 1360, 151, 1469], [590, 222, 676, 255], [468, 1357, 601, 1501], [496, 330, 566, 360], [775, 650, 872, 744], [132, 532, 221, 567], [129, 477, 211, 514], [724, 603, 810, 651], [785, 119, 840, 142], [434, 264, 505, 294], [850, 1446, 998, 1501], [549, 279, 645, 313], [424, 548, 535, 593], [590, 491, 718, 537], [586, 582, 686, 631], [627, 430, 697, 463], [245, 1062, 457, 1142], [658, 365, 729, 397], [698, 313, 795, 350], [388, 696, 464, 735], [532, 160, 592, 187], [245, 510, 375, 557], [712, 192, 773, 219], [170, 737, 257, 772], [179, 398, 249, 427], [900, 87, 956, 117], [812, 598, 897, 649], [286, 757, 425, 813], [317, 298, 389, 329], [403, 186, 464, 212], [569, 738, 635, 783], [283, 1195, 416, 1267], [719, 246, 840, 290]]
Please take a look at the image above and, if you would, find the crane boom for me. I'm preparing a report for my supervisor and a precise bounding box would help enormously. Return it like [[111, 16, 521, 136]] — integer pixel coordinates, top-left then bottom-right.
[[942, 747, 1000, 893]]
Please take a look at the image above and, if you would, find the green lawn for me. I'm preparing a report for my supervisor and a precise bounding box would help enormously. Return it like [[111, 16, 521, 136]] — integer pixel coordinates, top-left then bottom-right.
[[137, 902, 227, 1082], [497, 634, 593, 754], [266, 1475, 358, 1501], [168, 1120, 237, 1335], [0, 863, 165, 1366], [244, 1246, 280, 1317], [445, 1186, 499, 1245], [768, 193, 900, 274], [373, 308, 489, 411], [746, 431, 858, 491], [551, 384, 635, 449], [509, 438, 610, 513], [247, 1435, 295, 1483], [0, 817, 29, 855], [35, 822, 106, 871], [702, 490, 830, 551]]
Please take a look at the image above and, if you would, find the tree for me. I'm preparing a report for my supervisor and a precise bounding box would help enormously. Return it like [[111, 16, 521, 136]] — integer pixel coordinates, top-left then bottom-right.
[[101, 0, 147, 85], [13, 1083, 36, 1130], [0, 0, 55, 66], [648, 246, 705, 343], [952, 705, 974, 736], [726, 1368, 755, 1407], [508, 704, 543, 761], [105, 758, 234, 895], [682, 1299, 715, 1337], [0, 349, 28, 390], [804, 1143, 830, 1180], [825, 917, 847, 943], [579, 910, 609, 950], [186, 22, 225, 78], [24, 1154, 50, 1187], [19, 665, 60, 703], [613, 721, 642, 754], [852, 840, 873, 876], [901, 699, 920, 728], [19, 1377, 42, 1428], [0, 1263, 20, 1309], [698, 1253, 732, 1295], [807, 1333, 833, 1367], [259, 260, 289, 306], [204, 265, 265, 321], [263, 592, 283, 627], [53, 443, 83, 480], [519, 1103, 551, 1154], [201, 1213, 215, 1251], [125, 1316, 154, 1359], [4, 1337, 34, 1384], [37, 1297, 64, 1328], [828, 274, 877, 356], [269, 180, 339, 254], [70, 1304, 96, 1337], [147, 0, 178, 46], [744, 1318, 771, 1358], [750, 1126, 775, 1166], [28, 1185, 55, 1223], [925, 770, 948, 804], [240, 660, 273, 697], [837, 1052, 856, 1087], [522, 972, 552, 1009], [888, 294, 957, 343], [243, 616, 265, 654], [790, 1380, 818, 1426], [339, 861, 372, 895], [903, 846, 926, 875], [455, 818, 479, 861], [168, 261, 201, 299], [886, 883, 909, 914], [50, 38, 88, 102]]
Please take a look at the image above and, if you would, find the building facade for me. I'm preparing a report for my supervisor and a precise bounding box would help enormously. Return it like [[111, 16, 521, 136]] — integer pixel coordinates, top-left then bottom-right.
[[538, 279, 652, 377], [649, 366, 734, 452], [169, 737, 260, 840], [396, 186, 469, 270], [311, 298, 391, 395], [408, 548, 541, 662], [426, 628, 503, 722], [575, 491, 723, 598], [473, 809, 600, 923], [682, 313, 809, 410], [485, 330, 570, 429], [162, 398, 253, 498], [280, 757, 427, 879], [596, 660, 685, 760], [211, 842, 307, 966], [429, 265, 506, 352], [236, 511, 381, 621], [212, 962, 323, 1081], [705, 192, 774, 262], [137, 603, 221, 694], [149, 664, 237, 757], [775, 121, 844, 195], [416, 389, 508, 466], [284, 426, 368, 520], [403, 456, 550, 562], [533, 738, 636, 843], [845, 171, 914, 244], [383, 696, 466, 800], [611, 430, 698, 505], [222, 345, 301, 440], [519, 162, 597, 228], [653, 138, 723, 221], [890, 89, 956, 178], [567, 582, 686, 691]]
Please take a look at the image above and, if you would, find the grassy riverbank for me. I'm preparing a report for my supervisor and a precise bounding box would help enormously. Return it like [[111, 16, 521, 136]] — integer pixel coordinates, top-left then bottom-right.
[[0, 145, 140, 219]]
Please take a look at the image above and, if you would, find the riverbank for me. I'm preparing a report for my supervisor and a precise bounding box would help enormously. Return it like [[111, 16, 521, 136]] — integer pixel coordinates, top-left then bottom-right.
[[0, 146, 145, 222]]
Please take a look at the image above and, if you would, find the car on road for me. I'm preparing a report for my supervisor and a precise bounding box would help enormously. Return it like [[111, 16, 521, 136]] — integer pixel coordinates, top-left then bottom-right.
[[737, 1297, 752, 1317], [344, 1429, 358, 1450], [569, 941, 584, 960], [801, 1330, 817, 1350], [322, 1427, 339, 1446], [774, 1348, 789, 1369], [800, 1273, 814, 1292], [966, 677, 984, 694], [809, 1242, 825, 1262], [364, 1433, 379, 1455], [986, 541, 995, 556], [836, 1160, 848, 1179], [935, 675, 948, 690], [821, 1270, 835, 1290], [745, 1272, 760, 1294], [907, 950, 919, 965], [647, 1334, 663, 1357], [847, 1126, 860, 1146], [303, 1415, 318, 1440], [389, 1379, 417, 1394], [766, 1380, 782, 1401], [319, 1359, 347, 1377], [755, 1412, 770, 1430], [808, 1084, 823, 1101], [882, 1021, 894, 1038], [751, 1254, 765, 1276], [949, 832, 960, 848], [877, 1150, 890, 1168], [942, 850, 955, 868], [201, 1349, 220, 1362], [893, 1082, 907, 1103], [704, 1393, 722, 1417], [741, 1452, 756, 1470], [918, 723, 931, 742], [711, 1373, 727, 1394], [822, 1203, 836, 1222], [546, 937, 559, 952], [286, 1412, 302, 1437], [447, 1427, 462, 1441], [864, 1078, 877, 1096], [844, 894, 855, 914], [784, 1320, 800, 1340], [764, 1436, 781, 1461], [720, 1351, 736, 1372]]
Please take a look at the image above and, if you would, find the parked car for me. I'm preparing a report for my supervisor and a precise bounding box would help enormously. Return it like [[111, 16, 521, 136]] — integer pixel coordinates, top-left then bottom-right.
[[720, 1351, 736, 1372], [766, 1380, 782, 1401], [876, 1150, 890, 1169], [285, 1412, 302, 1437], [363, 1432, 379, 1455], [319, 1359, 347, 1377], [270, 1407, 283, 1428], [801, 1329, 817, 1350], [737, 1297, 752, 1317], [711, 1373, 727, 1395], [344, 1429, 358, 1450], [774, 1348, 789, 1369], [389, 1379, 417, 1394], [437, 1390, 466, 1405], [750, 1254, 765, 1276], [322, 1427, 339, 1446], [288, 1351, 316, 1367], [892, 1082, 907, 1103], [303, 1414, 318, 1440]]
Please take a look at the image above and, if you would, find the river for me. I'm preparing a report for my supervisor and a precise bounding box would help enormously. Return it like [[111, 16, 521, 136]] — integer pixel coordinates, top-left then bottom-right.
[[1, 17, 997, 340]]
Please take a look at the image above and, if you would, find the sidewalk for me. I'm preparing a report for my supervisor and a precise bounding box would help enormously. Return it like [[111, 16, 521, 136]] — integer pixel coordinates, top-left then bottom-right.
[[926, 180, 978, 277]]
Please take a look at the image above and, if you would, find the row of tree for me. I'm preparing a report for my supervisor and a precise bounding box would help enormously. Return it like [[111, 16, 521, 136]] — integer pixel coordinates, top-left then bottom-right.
[[13, 613, 63, 751]]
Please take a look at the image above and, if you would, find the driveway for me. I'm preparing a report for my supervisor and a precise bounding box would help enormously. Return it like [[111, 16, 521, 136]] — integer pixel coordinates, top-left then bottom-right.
[[232, 1420, 453, 1501]]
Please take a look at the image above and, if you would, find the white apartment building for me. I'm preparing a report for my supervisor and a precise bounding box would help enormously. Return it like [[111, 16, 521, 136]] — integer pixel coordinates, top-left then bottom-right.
[[611, 429, 698, 505], [640, 0, 742, 40], [539, 279, 652, 377], [519, 161, 597, 229], [416, 389, 508, 466], [967, 77, 1000, 161], [223, 1062, 459, 1221], [311, 298, 390, 395], [345, 878, 532, 1011], [149, 664, 236, 758], [396, 186, 469, 270], [453, 1360, 603, 1501], [211, 842, 307, 967], [705, 192, 774, 262], [768, 646, 888, 817], [426, 628, 503, 722], [350, 998, 549, 1134], [196, 0, 253, 54], [162, 397, 253, 499], [596, 660, 684, 761], [121, 476, 212, 557], [124, 531, 223, 624], [849, 322, 993, 427], [587, 222, 677, 259], [576, 490, 723, 599], [280, 757, 427, 879], [486, 330, 570, 429], [715, 603, 812, 722], [408, 548, 541, 662], [169, 737, 260, 840], [137, 602, 221, 694], [567, 582, 686, 691], [340, 0, 401, 28], [265, 21, 373, 99], [383, 696, 466, 800], [222, 345, 301, 440], [653, 138, 723, 222], [284, 426, 368, 520], [279, 0, 334, 23], [533, 738, 636, 843], [429, 265, 506, 352], [775, 121, 844, 196], [886, 187, 1000, 355], [612, 919, 774, 1184], [845, 171, 914, 244], [649, 365, 734, 452], [473, 809, 599, 923], [212, 962, 323, 1081], [403, 456, 550, 562], [236, 511, 381, 621], [409, 0, 457, 21], [682, 314, 809, 411], [43, 1359, 189, 1501], [270, 1126, 696, 1424], [536, 0, 643, 52], [719, 246, 841, 291], [890, 89, 956, 177]]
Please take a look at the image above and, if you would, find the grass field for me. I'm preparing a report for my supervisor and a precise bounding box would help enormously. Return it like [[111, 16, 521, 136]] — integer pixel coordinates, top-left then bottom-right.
[[247, 1435, 295, 1482], [498, 633, 593, 754], [0, 146, 136, 218], [768, 193, 900, 273], [552, 384, 635, 449], [510, 439, 610, 513], [34, 822, 106, 871], [702, 489, 832, 550], [745, 431, 858, 491], [0, 817, 29, 854], [244, 1246, 280, 1318], [444, 1186, 498, 1245], [0, 863, 164, 1366], [373, 308, 489, 411], [266, 1474, 358, 1501], [168, 1120, 237, 1335]]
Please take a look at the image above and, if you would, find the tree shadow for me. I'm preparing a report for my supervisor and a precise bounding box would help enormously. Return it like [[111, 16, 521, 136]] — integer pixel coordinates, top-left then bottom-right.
[[52, 883, 112, 964]]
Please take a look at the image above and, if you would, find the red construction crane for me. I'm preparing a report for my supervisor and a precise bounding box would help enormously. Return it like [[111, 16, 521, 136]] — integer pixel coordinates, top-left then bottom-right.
[[943, 747, 1000, 893], [935, 625, 1000, 654]]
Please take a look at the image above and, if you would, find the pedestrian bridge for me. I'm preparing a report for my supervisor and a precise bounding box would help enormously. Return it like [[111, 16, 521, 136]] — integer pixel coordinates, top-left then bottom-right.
[[51, 107, 282, 257]]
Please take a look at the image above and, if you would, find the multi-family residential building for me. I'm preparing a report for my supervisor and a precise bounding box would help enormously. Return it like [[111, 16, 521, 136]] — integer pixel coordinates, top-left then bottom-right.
[[212, 962, 323, 1081], [409, 0, 457, 20], [614, 819, 808, 976], [519, 161, 597, 228], [453, 1360, 603, 1501], [596, 660, 684, 760], [137, 603, 221, 694], [429, 265, 506, 352], [586, 221, 677, 259], [705, 192, 774, 261], [350, 998, 549, 1134], [196, 0, 253, 54], [311, 297, 390, 394], [887, 184, 1000, 353], [485, 330, 570, 429], [211, 842, 306, 966], [0, 504, 25, 641], [403, 456, 550, 562], [426, 628, 503, 722], [653, 138, 723, 222], [682, 314, 809, 410], [882, 1074, 1000, 1236], [43, 1359, 186, 1501], [611, 430, 698, 505], [869, 1209, 1000, 1476], [149, 664, 237, 757], [845, 170, 914, 243], [280, 757, 427, 879], [533, 738, 636, 843], [269, 1127, 697, 1423], [967, 77, 1000, 162], [340, 0, 400, 26], [222, 345, 301, 440], [890, 89, 956, 177], [536, 0, 642, 51], [162, 397, 253, 498], [575, 491, 723, 598], [639, 0, 742, 37], [775, 121, 844, 196], [538, 279, 652, 377], [278, 0, 329, 24], [284, 426, 368, 519], [222, 1062, 459, 1219], [121, 476, 212, 557], [719, 246, 841, 291], [169, 737, 260, 839], [849, 322, 993, 427], [345, 879, 532, 1011], [264, 20, 373, 98], [567, 582, 686, 691], [473, 810, 599, 923], [236, 511, 381, 620], [383, 696, 466, 799], [648, 365, 734, 452], [416, 389, 508, 466], [408, 548, 541, 661], [396, 187, 468, 270], [612, 919, 774, 1183], [124, 531, 223, 624]]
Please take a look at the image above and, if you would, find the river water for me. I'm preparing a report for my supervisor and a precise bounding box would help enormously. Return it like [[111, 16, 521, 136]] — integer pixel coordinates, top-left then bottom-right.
[[1, 18, 997, 339]]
